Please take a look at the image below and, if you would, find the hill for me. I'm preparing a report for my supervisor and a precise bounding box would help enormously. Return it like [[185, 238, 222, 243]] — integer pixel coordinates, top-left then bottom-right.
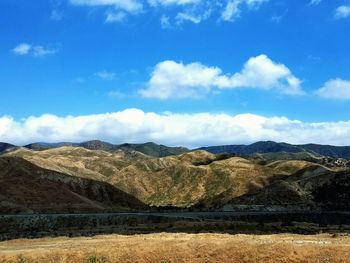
[[0, 156, 146, 214], [227, 164, 350, 210]]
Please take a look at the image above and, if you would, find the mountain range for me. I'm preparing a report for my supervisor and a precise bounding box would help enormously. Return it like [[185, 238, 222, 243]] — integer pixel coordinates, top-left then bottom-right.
[[199, 141, 350, 160], [0, 140, 349, 214]]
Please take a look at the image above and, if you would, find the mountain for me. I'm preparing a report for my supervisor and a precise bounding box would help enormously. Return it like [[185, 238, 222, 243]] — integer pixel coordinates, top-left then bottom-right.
[[199, 141, 350, 160], [24, 140, 189, 157], [24, 142, 78, 150], [0, 142, 16, 154], [0, 156, 146, 214], [116, 142, 188, 157]]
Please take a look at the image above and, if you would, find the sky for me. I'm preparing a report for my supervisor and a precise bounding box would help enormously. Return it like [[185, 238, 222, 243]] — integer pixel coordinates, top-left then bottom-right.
[[1, 0, 350, 147]]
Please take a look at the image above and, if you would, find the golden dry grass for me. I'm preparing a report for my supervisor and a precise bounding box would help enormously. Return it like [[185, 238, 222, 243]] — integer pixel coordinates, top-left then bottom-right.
[[1, 233, 350, 263]]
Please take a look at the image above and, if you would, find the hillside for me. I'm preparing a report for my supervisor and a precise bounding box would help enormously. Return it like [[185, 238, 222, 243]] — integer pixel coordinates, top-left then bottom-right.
[[199, 141, 350, 160], [228, 164, 350, 210], [0, 156, 146, 214]]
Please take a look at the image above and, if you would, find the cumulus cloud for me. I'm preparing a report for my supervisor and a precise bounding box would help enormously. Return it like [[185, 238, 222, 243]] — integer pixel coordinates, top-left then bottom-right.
[[139, 55, 303, 99], [335, 5, 350, 19], [12, 43, 58, 57], [316, 79, 350, 100], [1, 109, 350, 147]]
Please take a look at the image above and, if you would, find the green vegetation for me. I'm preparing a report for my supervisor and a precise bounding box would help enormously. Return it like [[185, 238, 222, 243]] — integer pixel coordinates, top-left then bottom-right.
[[87, 255, 108, 263], [17, 255, 28, 263]]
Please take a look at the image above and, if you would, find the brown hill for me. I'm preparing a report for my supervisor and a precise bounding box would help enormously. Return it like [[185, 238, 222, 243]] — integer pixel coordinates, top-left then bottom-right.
[[0, 156, 145, 214], [228, 163, 350, 210]]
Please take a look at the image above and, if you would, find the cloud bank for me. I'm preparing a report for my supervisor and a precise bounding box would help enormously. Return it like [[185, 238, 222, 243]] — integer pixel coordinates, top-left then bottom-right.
[[1, 109, 350, 148], [139, 54, 303, 99]]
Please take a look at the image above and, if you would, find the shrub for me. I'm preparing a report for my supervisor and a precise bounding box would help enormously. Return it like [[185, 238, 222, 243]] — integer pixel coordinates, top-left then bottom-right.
[[17, 255, 28, 263], [87, 255, 108, 263]]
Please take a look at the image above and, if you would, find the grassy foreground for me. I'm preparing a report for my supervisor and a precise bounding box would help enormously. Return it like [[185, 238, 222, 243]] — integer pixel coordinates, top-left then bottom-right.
[[0, 233, 350, 263]]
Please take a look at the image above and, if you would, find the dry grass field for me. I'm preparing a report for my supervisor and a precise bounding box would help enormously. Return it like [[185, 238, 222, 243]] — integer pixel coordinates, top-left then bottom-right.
[[1, 233, 350, 263]]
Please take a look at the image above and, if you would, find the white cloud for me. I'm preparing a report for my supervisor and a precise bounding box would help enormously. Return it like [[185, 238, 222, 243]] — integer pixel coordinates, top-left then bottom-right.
[[222, 54, 303, 95], [221, 0, 241, 21], [12, 43, 32, 55], [316, 79, 350, 100], [32, 46, 58, 57], [105, 11, 127, 22], [160, 14, 171, 28], [1, 109, 350, 147], [309, 0, 321, 6], [139, 55, 303, 99], [69, 0, 268, 25], [69, 0, 142, 13], [175, 10, 210, 24], [335, 5, 350, 19], [148, 0, 200, 7], [12, 43, 58, 57], [221, 0, 268, 22], [95, 70, 116, 80], [51, 10, 64, 21]]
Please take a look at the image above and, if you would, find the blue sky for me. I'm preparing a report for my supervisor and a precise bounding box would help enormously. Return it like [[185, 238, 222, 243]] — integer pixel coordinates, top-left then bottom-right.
[[1, 0, 350, 146]]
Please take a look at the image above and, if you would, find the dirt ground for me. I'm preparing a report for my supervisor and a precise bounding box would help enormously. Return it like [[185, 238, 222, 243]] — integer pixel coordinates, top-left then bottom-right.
[[0, 233, 350, 263]]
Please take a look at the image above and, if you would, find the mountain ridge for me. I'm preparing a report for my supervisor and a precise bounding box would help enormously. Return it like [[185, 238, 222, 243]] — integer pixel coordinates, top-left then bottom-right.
[[199, 141, 350, 160]]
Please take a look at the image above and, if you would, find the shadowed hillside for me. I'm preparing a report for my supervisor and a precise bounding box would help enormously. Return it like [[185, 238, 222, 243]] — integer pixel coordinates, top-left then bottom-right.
[[227, 164, 350, 210], [0, 143, 16, 154], [0, 156, 146, 214]]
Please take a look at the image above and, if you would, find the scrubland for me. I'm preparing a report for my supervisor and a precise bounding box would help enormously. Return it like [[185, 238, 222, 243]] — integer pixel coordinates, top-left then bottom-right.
[[1, 233, 350, 263]]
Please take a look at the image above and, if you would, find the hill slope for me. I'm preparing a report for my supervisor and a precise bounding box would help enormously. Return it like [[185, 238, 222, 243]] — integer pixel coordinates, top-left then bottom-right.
[[0, 156, 146, 214], [227, 164, 350, 210]]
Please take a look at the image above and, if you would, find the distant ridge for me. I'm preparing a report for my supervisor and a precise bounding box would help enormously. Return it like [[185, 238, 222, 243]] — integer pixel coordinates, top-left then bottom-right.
[[23, 140, 189, 157], [2, 140, 350, 159], [199, 141, 350, 159]]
